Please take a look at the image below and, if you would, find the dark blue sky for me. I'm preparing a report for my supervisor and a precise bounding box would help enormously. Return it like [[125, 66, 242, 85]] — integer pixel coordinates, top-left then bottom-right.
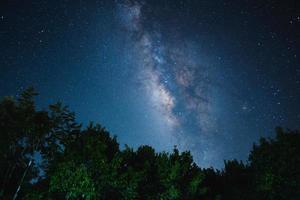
[[1, 0, 299, 168]]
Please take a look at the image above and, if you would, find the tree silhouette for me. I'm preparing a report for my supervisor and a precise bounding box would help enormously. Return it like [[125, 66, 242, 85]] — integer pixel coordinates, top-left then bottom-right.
[[0, 88, 299, 200], [249, 127, 300, 200]]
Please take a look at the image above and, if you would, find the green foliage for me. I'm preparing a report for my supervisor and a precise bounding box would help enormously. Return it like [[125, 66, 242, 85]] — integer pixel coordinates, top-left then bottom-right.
[[50, 161, 96, 200], [0, 88, 48, 199], [0, 88, 299, 200], [249, 127, 300, 200]]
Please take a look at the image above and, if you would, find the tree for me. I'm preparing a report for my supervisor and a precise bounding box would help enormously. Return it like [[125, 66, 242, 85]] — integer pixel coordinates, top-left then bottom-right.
[[0, 88, 81, 199], [1, 88, 299, 200], [0, 88, 50, 199], [221, 160, 254, 199], [249, 127, 300, 200]]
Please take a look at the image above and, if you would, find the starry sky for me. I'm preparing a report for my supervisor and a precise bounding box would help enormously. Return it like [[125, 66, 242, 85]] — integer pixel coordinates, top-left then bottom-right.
[[1, 0, 299, 168]]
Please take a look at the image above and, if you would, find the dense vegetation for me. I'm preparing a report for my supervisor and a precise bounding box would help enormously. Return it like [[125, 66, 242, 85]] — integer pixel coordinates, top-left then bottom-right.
[[0, 88, 299, 200]]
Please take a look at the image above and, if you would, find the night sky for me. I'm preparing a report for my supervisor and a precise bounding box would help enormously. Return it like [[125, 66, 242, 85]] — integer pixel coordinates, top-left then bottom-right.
[[1, 0, 299, 168]]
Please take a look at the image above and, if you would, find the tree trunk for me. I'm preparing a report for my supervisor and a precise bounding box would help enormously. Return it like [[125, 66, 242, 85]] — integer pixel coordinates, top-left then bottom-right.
[[12, 160, 32, 200]]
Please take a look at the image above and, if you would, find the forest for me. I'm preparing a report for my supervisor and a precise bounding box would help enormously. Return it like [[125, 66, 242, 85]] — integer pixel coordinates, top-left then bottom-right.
[[0, 88, 299, 200]]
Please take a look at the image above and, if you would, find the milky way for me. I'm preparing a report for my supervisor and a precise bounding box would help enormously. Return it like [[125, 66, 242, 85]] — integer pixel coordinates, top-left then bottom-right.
[[116, 0, 221, 166]]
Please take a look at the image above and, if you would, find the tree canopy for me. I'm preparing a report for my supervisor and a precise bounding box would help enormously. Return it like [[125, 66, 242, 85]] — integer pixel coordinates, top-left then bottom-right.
[[0, 88, 299, 200]]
